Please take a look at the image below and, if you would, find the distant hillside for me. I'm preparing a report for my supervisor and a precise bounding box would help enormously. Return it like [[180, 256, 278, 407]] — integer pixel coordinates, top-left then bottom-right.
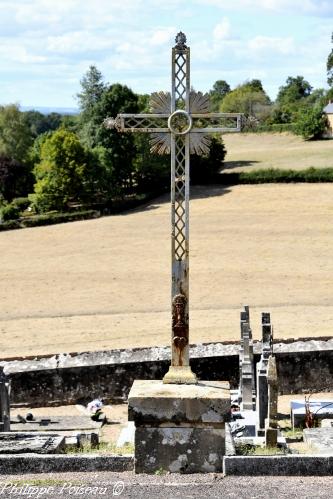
[[20, 106, 79, 115]]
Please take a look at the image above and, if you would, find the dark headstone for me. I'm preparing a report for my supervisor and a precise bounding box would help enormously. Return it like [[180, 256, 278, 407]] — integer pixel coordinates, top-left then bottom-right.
[[0, 367, 10, 432]]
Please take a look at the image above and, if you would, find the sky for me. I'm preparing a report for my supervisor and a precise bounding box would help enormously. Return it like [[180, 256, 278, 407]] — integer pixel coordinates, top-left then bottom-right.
[[0, 0, 332, 109]]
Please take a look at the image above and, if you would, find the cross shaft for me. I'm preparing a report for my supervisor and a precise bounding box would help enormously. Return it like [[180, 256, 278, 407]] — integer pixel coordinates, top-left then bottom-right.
[[105, 32, 242, 384]]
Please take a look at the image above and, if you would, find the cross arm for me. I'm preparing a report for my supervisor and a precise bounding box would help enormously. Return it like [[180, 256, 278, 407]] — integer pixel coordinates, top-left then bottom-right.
[[104, 113, 169, 133], [191, 113, 242, 133]]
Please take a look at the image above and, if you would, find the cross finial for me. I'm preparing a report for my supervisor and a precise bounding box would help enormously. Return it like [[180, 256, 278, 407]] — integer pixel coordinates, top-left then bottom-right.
[[175, 31, 187, 49]]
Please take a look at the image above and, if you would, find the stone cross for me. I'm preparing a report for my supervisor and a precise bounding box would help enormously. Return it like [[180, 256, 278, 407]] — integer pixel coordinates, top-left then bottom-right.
[[105, 32, 242, 384]]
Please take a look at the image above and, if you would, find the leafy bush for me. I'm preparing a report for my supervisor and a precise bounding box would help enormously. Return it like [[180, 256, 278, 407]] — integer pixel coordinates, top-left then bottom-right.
[[244, 123, 296, 133], [294, 107, 328, 140], [11, 197, 30, 211], [21, 210, 100, 228], [0, 203, 20, 221], [190, 136, 226, 183], [0, 219, 20, 231]]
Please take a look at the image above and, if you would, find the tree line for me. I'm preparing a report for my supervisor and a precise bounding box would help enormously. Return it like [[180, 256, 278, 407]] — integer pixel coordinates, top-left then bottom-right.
[[0, 33, 332, 220]]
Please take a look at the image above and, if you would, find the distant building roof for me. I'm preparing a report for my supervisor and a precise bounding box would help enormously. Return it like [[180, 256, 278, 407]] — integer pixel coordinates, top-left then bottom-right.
[[323, 103, 333, 114]]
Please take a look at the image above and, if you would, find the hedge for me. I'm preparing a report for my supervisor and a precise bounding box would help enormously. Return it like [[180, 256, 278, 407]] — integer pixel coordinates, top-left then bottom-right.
[[0, 210, 100, 232], [215, 167, 333, 185]]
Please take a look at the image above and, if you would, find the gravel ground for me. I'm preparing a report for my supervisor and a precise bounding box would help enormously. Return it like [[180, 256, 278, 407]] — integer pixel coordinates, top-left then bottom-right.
[[0, 472, 332, 498]]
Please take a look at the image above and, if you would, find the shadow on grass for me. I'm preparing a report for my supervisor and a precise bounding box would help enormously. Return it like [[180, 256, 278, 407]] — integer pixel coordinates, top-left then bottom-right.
[[123, 185, 233, 214], [223, 160, 260, 170]]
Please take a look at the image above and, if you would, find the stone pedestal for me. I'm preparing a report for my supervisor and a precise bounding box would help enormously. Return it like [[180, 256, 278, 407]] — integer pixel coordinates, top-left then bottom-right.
[[128, 380, 230, 474]]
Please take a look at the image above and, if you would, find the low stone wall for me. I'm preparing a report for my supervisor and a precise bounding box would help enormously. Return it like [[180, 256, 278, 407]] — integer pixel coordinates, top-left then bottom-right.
[[0, 455, 133, 474], [2, 337, 333, 407], [224, 455, 333, 476]]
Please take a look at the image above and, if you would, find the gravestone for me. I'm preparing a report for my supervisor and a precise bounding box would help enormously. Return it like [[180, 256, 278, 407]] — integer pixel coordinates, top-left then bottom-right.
[[0, 433, 65, 454], [265, 355, 278, 447], [256, 312, 273, 435], [0, 367, 10, 432], [109, 32, 241, 473], [239, 306, 254, 410]]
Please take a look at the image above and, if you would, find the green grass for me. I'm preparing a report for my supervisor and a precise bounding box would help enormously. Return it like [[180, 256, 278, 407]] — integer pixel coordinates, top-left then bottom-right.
[[237, 444, 289, 456], [281, 427, 304, 439], [7, 478, 76, 487], [64, 441, 134, 455]]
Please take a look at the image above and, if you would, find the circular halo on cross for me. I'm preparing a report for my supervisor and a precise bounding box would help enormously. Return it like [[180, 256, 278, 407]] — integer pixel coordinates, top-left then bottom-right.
[[167, 109, 193, 135]]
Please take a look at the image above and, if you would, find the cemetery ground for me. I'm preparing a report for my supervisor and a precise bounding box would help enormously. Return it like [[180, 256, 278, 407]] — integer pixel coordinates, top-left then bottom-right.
[[0, 182, 332, 357]]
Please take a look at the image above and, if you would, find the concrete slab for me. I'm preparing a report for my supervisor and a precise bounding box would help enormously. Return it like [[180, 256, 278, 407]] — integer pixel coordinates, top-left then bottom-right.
[[303, 428, 333, 454], [11, 415, 103, 432]]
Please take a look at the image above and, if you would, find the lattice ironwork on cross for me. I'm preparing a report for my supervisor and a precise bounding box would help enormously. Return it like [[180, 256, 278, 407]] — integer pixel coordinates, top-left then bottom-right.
[[104, 32, 242, 378], [174, 136, 186, 260], [175, 53, 187, 102]]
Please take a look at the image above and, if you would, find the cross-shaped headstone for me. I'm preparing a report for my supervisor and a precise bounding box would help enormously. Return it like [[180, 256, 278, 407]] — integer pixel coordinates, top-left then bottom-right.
[[105, 32, 242, 384]]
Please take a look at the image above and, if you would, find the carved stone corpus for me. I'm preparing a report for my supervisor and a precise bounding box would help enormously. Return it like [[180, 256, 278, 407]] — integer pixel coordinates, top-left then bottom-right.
[[105, 32, 242, 384]]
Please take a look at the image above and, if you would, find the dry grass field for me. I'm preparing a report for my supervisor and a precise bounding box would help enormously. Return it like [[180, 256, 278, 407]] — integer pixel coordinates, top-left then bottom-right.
[[0, 178, 332, 358], [223, 133, 333, 171]]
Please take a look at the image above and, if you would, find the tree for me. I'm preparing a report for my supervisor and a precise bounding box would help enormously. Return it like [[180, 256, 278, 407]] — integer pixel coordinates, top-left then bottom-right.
[[24, 110, 63, 138], [327, 32, 333, 88], [294, 106, 328, 140], [0, 154, 33, 201], [272, 76, 315, 125], [220, 82, 271, 119], [31, 128, 100, 212], [88, 83, 139, 195], [0, 104, 33, 163], [209, 80, 231, 111], [242, 79, 265, 93], [276, 76, 312, 105], [77, 66, 106, 148], [77, 66, 105, 119]]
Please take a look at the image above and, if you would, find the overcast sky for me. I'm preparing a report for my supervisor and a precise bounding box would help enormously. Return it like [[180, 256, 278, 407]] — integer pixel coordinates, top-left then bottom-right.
[[0, 0, 332, 109]]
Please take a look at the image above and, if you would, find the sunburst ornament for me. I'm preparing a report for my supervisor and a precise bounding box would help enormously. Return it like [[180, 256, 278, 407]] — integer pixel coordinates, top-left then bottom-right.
[[149, 90, 212, 155]]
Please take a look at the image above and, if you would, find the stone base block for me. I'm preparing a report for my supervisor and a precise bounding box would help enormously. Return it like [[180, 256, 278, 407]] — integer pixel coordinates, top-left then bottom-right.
[[135, 427, 224, 473], [128, 380, 230, 474], [128, 380, 230, 424]]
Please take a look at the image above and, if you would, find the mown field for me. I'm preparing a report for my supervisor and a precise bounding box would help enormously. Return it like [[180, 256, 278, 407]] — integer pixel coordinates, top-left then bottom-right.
[[0, 134, 332, 358], [223, 132, 333, 171]]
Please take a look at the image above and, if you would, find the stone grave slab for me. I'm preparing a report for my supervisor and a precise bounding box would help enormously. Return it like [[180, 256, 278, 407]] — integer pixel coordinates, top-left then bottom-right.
[[303, 428, 333, 454], [321, 419, 333, 428], [291, 400, 333, 428], [11, 415, 103, 432], [0, 433, 65, 454]]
